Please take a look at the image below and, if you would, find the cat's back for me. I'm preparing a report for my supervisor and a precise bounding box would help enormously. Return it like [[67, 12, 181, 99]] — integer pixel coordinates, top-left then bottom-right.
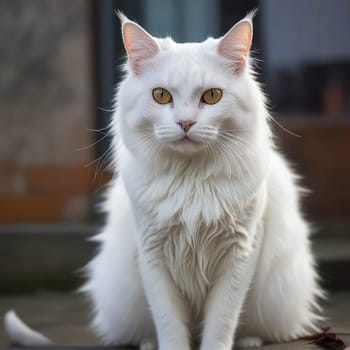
[[267, 149, 302, 213], [262, 149, 310, 260]]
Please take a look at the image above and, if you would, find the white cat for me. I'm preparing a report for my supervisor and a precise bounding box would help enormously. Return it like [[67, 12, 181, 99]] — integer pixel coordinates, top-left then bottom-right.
[[5, 12, 323, 350]]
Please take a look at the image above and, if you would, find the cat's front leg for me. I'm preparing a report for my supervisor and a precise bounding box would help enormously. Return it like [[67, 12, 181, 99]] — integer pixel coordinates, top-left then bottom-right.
[[200, 230, 262, 350], [138, 244, 191, 350]]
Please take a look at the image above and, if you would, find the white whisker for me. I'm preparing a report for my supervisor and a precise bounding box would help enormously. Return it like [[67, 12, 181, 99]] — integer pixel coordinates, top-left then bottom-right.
[[75, 134, 109, 151], [98, 106, 116, 113]]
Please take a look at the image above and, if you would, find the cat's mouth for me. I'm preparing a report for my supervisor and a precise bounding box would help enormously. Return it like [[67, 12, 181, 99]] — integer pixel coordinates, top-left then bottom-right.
[[173, 135, 200, 144], [167, 135, 208, 153], [183, 135, 199, 142], [155, 125, 218, 154]]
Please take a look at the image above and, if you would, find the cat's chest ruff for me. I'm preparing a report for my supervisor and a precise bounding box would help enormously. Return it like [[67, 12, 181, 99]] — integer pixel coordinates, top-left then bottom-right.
[[138, 171, 241, 225], [134, 170, 259, 315], [162, 216, 239, 314]]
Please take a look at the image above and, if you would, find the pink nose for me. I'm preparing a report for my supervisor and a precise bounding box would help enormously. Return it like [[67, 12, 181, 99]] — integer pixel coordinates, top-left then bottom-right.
[[176, 120, 197, 133]]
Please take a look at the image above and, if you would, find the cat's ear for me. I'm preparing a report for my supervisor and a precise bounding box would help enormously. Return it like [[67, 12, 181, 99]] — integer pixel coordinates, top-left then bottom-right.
[[118, 12, 159, 74], [218, 14, 253, 73]]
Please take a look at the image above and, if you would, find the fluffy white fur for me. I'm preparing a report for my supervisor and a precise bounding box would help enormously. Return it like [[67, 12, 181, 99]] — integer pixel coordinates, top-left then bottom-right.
[[82, 13, 323, 350], [4, 13, 323, 350], [4, 310, 52, 346]]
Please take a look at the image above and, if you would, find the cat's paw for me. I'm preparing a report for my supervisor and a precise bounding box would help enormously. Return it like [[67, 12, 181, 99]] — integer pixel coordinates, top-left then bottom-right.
[[236, 336, 263, 348], [140, 338, 157, 350]]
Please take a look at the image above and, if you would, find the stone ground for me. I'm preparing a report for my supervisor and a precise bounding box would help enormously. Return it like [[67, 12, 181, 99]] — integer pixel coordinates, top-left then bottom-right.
[[0, 291, 349, 349]]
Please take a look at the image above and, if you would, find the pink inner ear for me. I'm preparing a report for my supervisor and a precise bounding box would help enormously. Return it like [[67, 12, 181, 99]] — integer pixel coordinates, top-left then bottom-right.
[[218, 20, 253, 72], [122, 22, 159, 73]]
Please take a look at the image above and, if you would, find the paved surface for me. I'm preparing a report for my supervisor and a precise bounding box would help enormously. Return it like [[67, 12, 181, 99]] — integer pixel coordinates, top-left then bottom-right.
[[1, 291, 349, 349]]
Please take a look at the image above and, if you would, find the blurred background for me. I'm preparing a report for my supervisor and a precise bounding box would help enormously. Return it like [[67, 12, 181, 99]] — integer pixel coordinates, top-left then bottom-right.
[[0, 0, 349, 345]]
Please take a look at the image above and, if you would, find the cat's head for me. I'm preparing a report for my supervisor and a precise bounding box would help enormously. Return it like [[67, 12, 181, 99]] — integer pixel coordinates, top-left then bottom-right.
[[116, 12, 267, 164]]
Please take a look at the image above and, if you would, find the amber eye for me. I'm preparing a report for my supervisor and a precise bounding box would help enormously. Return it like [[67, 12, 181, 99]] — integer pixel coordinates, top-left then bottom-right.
[[201, 88, 222, 105], [152, 88, 172, 104]]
